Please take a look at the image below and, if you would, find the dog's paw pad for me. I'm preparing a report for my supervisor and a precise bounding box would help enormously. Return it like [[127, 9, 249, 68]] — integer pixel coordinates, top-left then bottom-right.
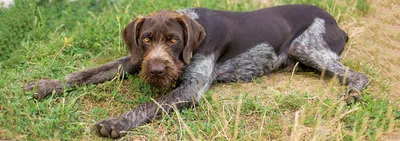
[[95, 120, 126, 138], [110, 126, 121, 138]]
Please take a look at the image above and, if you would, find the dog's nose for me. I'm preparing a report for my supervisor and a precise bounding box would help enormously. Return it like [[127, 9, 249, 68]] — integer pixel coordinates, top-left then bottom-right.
[[149, 64, 166, 75]]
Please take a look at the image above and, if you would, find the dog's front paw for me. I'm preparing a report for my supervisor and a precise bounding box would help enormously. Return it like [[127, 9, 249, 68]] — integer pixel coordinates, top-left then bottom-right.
[[95, 118, 130, 138], [24, 79, 63, 100], [342, 89, 361, 105]]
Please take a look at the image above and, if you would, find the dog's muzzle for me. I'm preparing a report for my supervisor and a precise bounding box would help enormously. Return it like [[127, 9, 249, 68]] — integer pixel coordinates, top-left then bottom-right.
[[140, 45, 183, 87]]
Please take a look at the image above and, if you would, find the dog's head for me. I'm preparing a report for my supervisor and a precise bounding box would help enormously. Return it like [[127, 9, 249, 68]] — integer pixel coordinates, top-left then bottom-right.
[[122, 10, 206, 87]]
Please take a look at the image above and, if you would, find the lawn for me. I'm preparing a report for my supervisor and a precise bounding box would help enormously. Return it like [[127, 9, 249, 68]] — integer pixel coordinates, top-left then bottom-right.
[[1, 0, 399, 140]]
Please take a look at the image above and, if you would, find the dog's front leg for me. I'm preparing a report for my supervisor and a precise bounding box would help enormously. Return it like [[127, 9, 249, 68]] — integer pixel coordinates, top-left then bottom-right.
[[24, 56, 138, 99], [95, 54, 215, 138]]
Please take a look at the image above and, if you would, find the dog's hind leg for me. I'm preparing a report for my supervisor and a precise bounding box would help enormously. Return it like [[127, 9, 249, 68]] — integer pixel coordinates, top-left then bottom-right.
[[24, 56, 138, 99], [288, 18, 369, 102]]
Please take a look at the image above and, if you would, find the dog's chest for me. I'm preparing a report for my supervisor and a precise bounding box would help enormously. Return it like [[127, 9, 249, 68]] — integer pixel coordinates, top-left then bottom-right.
[[215, 43, 288, 82]]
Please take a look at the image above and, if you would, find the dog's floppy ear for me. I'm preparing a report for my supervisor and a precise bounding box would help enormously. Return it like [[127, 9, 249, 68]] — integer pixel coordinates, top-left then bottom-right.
[[122, 16, 145, 64], [177, 14, 206, 64]]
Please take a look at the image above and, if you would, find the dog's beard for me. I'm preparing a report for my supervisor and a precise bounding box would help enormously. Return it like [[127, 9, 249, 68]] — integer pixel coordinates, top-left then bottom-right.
[[139, 63, 182, 88]]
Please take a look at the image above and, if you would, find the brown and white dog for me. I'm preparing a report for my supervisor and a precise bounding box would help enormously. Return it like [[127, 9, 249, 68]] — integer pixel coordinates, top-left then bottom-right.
[[24, 5, 369, 138]]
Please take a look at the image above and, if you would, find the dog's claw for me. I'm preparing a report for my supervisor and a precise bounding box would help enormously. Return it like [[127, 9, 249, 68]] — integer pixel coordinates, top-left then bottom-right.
[[344, 92, 361, 105], [95, 119, 127, 138], [99, 124, 108, 137], [110, 126, 120, 139], [351, 93, 360, 100], [33, 93, 39, 99]]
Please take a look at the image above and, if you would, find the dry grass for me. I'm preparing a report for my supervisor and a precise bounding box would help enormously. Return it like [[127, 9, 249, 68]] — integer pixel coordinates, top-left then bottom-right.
[[345, 0, 400, 102]]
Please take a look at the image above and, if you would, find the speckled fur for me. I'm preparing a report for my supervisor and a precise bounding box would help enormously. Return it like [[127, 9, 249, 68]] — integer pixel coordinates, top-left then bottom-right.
[[215, 43, 287, 82], [289, 18, 369, 93], [24, 56, 135, 99], [65, 56, 134, 85], [177, 8, 199, 19]]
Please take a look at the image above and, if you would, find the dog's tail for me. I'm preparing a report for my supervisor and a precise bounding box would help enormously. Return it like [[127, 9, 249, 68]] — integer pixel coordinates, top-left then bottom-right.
[[344, 32, 349, 43]]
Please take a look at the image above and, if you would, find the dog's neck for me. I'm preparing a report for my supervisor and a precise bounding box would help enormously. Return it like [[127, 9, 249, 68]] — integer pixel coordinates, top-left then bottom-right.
[[177, 8, 199, 20]]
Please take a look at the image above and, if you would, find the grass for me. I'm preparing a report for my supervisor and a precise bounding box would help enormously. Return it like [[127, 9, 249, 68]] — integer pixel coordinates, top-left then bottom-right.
[[1, 0, 399, 140]]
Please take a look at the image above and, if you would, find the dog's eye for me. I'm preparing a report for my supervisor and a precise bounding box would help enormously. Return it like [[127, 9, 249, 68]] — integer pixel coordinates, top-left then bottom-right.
[[170, 38, 178, 43], [143, 38, 151, 43]]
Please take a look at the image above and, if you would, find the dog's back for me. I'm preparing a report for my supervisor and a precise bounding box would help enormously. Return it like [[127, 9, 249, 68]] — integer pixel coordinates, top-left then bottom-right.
[[189, 5, 347, 61]]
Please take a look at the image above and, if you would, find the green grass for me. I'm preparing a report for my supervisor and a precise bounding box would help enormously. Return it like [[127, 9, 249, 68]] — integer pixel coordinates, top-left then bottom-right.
[[1, 0, 398, 140]]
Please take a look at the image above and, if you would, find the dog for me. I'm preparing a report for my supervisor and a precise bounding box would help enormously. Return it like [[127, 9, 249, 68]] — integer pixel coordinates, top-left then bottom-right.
[[24, 5, 369, 138]]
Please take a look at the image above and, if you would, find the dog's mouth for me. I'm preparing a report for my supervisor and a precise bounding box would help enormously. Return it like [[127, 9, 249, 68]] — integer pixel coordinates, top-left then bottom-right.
[[140, 61, 182, 87]]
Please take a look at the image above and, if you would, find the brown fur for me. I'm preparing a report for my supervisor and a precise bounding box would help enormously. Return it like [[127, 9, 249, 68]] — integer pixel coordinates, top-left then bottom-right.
[[122, 11, 204, 87], [139, 43, 184, 86]]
